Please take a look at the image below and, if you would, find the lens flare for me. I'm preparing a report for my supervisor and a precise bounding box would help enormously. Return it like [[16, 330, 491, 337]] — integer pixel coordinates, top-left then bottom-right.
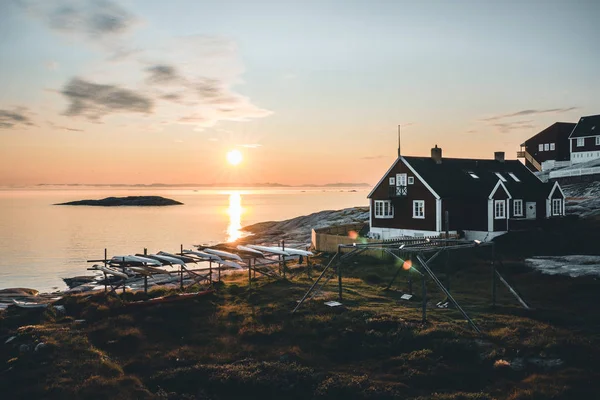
[[402, 259, 412, 271], [348, 230, 358, 239]]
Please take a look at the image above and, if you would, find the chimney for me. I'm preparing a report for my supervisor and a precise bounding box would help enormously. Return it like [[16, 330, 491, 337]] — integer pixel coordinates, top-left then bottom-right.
[[431, 145, 442, 164], [494, 151, 505, 163]]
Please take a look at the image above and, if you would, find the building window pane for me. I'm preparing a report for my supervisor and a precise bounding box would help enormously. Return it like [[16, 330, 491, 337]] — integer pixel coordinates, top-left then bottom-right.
[[550, 143, 555, 150], [494, 200, 506, 219], [596, 137, 600, 146], [514, 199, 523, 216], [552, 199, 562, 216], [539, 144, 544, 151], [374, 200, 393, 218], [544, 143, 549, 151], [577, 138, 585, 147], [412, 200, 425, 219]]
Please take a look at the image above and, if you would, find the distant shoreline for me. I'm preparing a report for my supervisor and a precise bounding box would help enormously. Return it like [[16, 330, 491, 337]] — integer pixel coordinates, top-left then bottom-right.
[[33, 182, 371, 188]]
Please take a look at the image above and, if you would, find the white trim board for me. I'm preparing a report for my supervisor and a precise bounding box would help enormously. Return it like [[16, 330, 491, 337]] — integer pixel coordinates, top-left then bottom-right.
[[488, 179, 513, 200], [548, 181, 565, 199], [367, 158, 401, 198]]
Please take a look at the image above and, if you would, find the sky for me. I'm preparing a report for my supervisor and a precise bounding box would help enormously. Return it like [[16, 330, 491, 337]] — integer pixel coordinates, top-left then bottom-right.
[[0, 0, 598, 186]]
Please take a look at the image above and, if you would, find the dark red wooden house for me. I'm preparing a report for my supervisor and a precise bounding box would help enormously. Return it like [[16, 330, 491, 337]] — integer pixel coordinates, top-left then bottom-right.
[[367, 146, 565, 242]]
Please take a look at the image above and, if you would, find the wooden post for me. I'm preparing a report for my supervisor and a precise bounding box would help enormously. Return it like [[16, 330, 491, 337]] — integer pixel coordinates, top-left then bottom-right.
[[248, 258, 252, 287], [209, 260, 213, 284], [143, 248, 148, 294], [122, 256, 126, 295], [307, 256, 312, 279], [492, 243, 496, 308], [282, 240, 286, 279], [338, 263, 343, 302], [422, 274, 427, 323], [180, 244, 184, 290], [445, 211, 451, 292], [104, 248, 108, 292]]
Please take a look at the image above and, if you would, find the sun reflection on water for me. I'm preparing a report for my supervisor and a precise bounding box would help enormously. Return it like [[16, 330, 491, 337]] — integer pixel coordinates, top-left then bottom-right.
[[226, 192, 244, 242]]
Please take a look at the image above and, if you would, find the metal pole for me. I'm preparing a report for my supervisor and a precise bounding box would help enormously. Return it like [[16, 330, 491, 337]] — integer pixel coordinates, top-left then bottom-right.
[[104, 248, 108, 292], [282, 240, 286, 279], [209, 260, 213, 284], [248, 258, 252, 287], [292, 251, 340, 313]]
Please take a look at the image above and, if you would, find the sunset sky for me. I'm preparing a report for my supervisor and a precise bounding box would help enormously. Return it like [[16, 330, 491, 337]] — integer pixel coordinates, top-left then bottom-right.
[[1, 0, 598, 186]]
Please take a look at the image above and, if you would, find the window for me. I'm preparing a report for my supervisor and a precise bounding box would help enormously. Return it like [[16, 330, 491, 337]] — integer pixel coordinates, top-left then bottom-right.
[[413, 200, 425, 219], [508, 172, 521, 182], [596, 137, 600, 146], [396, 173, 407, 186], [550, 143, 555, 151], [513, 199, 523, 216], [539, 144, 543, 151], [552, 199, 562, 216], [407, 176, 414, 185], [544, 143, 549, 151], [374, 200, 393, 218], [494, 200, 506, 219], [577, 138, 585, 147], [389, 177, 395, 185], [494, 172, 507, 182], [468, 172, 479, 179]]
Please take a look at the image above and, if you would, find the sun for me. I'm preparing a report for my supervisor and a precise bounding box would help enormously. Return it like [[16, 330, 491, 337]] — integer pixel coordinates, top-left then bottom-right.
[[226, 149, 243, 166]]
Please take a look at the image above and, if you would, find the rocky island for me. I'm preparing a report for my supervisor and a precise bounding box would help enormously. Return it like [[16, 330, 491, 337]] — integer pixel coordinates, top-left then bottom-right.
[[55, 196, 183, 206]]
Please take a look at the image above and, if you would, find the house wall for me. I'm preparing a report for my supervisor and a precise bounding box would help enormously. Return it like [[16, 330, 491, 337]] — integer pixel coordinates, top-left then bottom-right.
[[525, 125, 571, 164], [570, 137, 600, 164], [370, 160, 437, 232]]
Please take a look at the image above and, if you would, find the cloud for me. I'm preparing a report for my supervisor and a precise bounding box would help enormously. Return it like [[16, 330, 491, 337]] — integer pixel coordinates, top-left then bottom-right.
[[239, 144, 262, 148], [19, 0, 136, 39], [491, 120, 536, 133], [361, 155, 387, 160], [146, 65, 182, 85], [482, 107, 579, 122], [47, 121, 83, 132], [60, 78, 153, 120], [0, 108, 35, 129], [45, 60, 59, 70]]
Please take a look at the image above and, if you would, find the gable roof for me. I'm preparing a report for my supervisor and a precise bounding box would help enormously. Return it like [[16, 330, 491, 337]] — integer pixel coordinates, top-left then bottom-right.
[[521, 122, 576, 147], [568, 114, 600, 139], [378, 155, 554, 200]]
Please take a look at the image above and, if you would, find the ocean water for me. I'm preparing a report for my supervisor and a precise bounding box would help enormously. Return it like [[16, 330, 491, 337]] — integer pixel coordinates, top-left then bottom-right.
[[0, 187, 368, 292]]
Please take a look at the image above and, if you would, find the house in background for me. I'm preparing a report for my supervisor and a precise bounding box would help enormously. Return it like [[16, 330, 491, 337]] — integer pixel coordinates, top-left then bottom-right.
[[368, 146, 565, 242], [569, 114, 600, 165], [517, 122, 576, 172]]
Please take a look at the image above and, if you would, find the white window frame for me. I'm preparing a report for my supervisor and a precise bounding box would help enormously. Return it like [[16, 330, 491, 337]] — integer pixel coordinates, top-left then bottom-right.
[[552, 199, 562, 216], [412, 200, 425, 219], [407, 176, 414, 185], [389, 177, 395, 185], [396, 173, 407, 186], [538, 144, 543, 151], [544, 143, 549, 151], [494, 172, 507, 182], [494, 200, 506, 219], [577, 138, 585, 147], [513, 199, 523, 216], [596, 136, 600, 146], [550, 143, 555, 151], [374, 200, 393, 218]]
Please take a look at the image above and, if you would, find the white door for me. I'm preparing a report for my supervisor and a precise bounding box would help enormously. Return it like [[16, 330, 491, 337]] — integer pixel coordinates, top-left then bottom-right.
[[396, 173, 407, 186], [526, 202, 536, 219]]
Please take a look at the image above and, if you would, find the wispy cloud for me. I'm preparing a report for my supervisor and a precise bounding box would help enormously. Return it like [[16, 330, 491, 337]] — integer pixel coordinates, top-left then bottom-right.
[[361, 155, 387, 160], [19, 0, 137, 40], [0, 108, 35, 129], [61, 78, 153, 121], [239, 144, 262, 148], [491, 120, 536, 133], [481, 107, 578, 122], [47, 121, 83, 132]]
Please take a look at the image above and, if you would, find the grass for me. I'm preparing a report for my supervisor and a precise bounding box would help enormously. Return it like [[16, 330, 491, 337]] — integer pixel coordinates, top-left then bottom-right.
[[2, 240, 600, 399]]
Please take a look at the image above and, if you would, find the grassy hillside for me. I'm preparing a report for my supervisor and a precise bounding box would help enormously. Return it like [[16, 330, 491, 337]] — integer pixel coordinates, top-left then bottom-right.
[[2, 246, 600, 399]]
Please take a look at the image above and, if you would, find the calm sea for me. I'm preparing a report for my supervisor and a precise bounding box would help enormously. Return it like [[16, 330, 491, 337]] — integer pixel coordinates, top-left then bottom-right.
[[0, 187, 368, 292]]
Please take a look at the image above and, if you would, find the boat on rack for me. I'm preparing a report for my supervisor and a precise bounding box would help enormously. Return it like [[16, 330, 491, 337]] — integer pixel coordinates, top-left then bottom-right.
[[12, 299, 50, 309], [203, 248, 243, 262], [236, 245, 265, 257], [91, 264, 129, 279], [157, 251, 197, 264], [183, 249, 221, 261], [110, 255, 162, 266], [275, 247, 313, 257], [215, 259, 243, 269], [246, 245, 290, 256]]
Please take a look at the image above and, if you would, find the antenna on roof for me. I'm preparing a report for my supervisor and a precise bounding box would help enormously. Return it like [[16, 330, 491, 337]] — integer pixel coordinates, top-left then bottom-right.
[[397, 125, 401, 157]]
